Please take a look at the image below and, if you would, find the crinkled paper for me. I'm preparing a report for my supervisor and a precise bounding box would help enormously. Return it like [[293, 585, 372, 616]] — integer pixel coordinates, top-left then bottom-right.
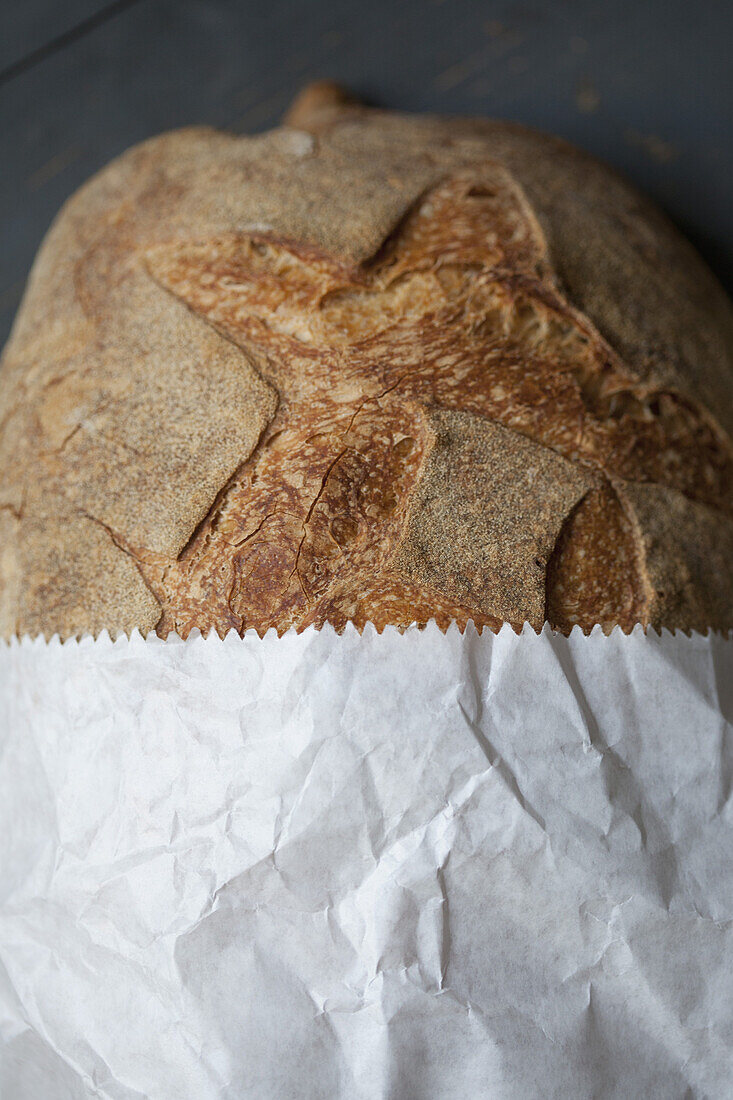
[[0, 623, 732, 1098]]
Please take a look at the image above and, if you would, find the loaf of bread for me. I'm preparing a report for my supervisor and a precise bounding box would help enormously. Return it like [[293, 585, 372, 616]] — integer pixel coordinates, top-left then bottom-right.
[[2, 83, 733, 639]]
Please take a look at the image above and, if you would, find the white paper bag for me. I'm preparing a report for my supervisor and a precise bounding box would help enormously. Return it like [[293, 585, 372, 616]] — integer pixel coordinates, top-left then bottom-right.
[[0, 623, 732, 1098]]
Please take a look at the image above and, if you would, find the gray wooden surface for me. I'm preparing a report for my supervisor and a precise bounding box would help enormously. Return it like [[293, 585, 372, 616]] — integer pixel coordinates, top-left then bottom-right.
[[1, 0, 732, 347]]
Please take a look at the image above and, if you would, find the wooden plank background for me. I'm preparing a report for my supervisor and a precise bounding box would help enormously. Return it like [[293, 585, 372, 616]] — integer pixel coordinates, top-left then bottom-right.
[[1, 0, 732, 346]]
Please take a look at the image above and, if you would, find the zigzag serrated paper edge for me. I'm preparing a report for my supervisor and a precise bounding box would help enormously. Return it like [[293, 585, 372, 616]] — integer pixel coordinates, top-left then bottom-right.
[[1, 620, 731, 650]]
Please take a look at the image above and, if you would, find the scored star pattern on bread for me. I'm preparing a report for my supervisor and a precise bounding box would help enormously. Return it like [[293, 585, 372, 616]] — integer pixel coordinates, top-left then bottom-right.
[[132, 170, 726, 635]]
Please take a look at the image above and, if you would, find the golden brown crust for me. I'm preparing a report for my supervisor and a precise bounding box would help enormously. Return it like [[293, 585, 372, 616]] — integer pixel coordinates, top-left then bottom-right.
[[283, 81, 358, 131], [545, 484, 650, 634], [1, 90, 733, 637]]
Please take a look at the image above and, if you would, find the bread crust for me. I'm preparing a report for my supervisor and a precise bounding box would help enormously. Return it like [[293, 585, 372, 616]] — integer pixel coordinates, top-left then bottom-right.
[[2, 92, 732, 637]]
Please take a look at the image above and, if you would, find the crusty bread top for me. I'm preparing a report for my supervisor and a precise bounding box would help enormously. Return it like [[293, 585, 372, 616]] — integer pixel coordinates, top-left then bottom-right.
[[1, 88, 733, 638]]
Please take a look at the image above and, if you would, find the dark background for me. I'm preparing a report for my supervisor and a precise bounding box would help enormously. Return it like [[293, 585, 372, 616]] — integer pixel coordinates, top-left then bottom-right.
[[2, 0, 732, 347]]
